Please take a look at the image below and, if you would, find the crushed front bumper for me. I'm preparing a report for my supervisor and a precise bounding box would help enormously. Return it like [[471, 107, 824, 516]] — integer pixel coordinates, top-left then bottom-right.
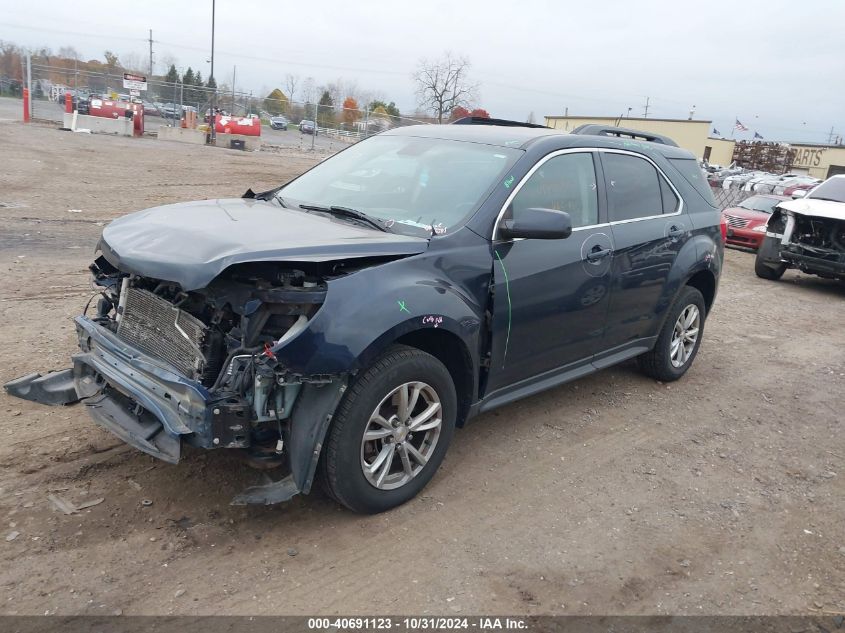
[[4, 316, 349, 504], [5, 316, 238, 464], [781, 248, 845, 276]]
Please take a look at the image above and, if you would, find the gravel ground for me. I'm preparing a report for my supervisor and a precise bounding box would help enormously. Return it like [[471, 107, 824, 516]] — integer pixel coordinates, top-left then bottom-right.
[[0, 119, 843, 617]]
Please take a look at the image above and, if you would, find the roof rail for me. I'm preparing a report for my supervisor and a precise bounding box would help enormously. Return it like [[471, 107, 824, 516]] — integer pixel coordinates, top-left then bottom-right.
[[451, 116, 549, 129], [570, 124, 679, 147]]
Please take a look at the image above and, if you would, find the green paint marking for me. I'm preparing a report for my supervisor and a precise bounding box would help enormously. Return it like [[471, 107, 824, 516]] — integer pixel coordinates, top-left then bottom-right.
[[503, 175, 515, 189], [494, 250, 512, 366], [397, 300, 410, 314]]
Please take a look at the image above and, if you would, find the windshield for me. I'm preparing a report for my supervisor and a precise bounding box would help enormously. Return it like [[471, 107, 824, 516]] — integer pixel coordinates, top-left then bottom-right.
[[806, 177, 845, 203], [738, 195, 779, 213], [278, 135, 522, 236]]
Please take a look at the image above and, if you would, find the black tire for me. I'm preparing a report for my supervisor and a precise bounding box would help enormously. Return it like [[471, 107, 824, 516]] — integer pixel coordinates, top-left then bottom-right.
[[319, 345, 456, 514], [637, 286, 706, 382], [755, 251, 787, 280]]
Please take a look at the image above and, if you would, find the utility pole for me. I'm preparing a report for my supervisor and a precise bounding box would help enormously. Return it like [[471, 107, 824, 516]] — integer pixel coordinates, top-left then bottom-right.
[[209, 0, 216, 144], [148, 29, 153, 78], [232, 65, 236, 114], [643, 96, 650, 118]]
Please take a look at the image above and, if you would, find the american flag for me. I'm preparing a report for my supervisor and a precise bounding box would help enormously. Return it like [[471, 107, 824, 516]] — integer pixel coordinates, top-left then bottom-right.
[[735, 119, 749, 132]]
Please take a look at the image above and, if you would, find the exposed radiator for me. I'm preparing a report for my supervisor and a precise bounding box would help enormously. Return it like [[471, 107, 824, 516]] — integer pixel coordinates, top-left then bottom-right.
[[116, 288, 207, 378]]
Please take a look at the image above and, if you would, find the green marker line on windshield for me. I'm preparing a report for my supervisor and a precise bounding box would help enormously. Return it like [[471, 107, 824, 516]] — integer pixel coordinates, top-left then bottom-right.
[[494, 250, 512, 366]]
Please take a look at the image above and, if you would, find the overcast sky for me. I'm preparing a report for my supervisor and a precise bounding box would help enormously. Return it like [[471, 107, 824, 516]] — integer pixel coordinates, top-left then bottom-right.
[[3, 0, 843, 143]]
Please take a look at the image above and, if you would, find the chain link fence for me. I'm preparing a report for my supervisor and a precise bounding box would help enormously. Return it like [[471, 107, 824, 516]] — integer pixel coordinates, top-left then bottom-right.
[[710, 186, 755, 210], [25, 61, 429, 150]]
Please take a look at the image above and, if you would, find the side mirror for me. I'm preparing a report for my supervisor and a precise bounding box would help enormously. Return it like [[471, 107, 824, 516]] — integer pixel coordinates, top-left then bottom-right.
[[499, 208, 573, 240], [791, 190, 807, 199]]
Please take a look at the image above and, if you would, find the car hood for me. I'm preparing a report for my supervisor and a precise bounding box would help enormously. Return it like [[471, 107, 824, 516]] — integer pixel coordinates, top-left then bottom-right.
[[723, 207, 769, 221], [99, 198, 429, 290], [778, 198, 845, 221]]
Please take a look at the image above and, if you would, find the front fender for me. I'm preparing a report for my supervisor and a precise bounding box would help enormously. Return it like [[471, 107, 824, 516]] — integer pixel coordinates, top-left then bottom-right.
[[273, 238, 493, 378]]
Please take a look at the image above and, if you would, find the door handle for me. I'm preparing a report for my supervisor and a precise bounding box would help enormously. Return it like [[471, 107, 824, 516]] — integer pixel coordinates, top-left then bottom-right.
[[667, 225, 685, 238], [586, 246, 612, 262]]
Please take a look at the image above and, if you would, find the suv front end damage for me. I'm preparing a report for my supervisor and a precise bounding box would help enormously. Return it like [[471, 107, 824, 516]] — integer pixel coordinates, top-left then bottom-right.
[[4, 254, 362, 503], [756, 199, 845, 280]]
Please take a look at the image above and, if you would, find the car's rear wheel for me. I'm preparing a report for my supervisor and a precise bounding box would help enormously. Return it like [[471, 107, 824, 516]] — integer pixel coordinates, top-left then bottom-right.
[[637, 286, 706, 382], [319, 346, 456, 514], [754, 250, 787, 280]]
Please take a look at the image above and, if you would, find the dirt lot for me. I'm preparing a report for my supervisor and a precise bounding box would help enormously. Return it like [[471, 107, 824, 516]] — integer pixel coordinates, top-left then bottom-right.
[[0, 120, 842, 617]]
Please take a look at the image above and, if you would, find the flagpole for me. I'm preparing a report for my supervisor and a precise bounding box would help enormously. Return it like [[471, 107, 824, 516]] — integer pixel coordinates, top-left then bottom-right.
[[731, 115, 736, 139]]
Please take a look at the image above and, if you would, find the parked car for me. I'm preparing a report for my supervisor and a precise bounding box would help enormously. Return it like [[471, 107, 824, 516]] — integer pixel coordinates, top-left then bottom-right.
[[142, 101, 160, 117], [59, 89, 91, 115], [4, 123, 723, 514], [722, 194, 787, 249], [783, 181, 819, 198], [773, 176, 820, 196], [159, 103, 180, 119], [746, 173, 799, 193], [755, 175, 845, 281], [723, 171, 765, 189], [299, 119, 317, 135], [269, 115, 288, 130]]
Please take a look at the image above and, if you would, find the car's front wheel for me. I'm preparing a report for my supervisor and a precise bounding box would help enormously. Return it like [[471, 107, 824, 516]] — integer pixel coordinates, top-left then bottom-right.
[[754, 249, 787, 280], [319, 346, 456, 513]]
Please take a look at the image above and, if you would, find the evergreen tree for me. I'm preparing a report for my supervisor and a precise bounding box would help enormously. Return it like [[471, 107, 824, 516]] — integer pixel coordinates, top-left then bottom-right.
[[317, 90, 335, 128]]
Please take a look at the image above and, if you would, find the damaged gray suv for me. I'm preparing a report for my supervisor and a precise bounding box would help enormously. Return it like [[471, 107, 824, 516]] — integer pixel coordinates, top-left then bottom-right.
[[5, 122, 723, 513]]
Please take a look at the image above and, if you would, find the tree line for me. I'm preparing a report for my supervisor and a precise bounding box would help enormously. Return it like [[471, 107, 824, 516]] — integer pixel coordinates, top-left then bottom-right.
[[1, 39, 494, 124]]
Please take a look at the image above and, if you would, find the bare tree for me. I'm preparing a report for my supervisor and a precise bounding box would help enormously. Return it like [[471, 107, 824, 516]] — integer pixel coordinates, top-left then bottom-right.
[[58, 46, 80, 61], [119, 52, 146, 74], [158, 53, 178, 77], [284, 73, 300, 103], [301, 76, 315, 104], [412, 52, 478, 123]]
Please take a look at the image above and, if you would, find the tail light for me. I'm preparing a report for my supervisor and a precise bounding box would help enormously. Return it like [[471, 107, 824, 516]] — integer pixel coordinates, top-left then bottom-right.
[[719, 215, 727, 243]]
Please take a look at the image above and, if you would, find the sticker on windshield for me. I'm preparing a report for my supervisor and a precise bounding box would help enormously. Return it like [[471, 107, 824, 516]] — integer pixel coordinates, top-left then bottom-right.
[[504, 175, 515, 189]]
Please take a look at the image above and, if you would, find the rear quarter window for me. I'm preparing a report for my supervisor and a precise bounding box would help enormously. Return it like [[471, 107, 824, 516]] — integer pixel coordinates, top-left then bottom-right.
[[669, 158, 717, 207]]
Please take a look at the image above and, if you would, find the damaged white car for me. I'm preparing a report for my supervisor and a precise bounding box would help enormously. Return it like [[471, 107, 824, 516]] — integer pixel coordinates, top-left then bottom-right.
[[755, 175, 845, 282]]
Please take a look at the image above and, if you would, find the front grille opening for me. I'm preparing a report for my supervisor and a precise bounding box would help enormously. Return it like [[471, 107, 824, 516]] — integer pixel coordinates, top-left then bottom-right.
[[116, 288, 208, 379]]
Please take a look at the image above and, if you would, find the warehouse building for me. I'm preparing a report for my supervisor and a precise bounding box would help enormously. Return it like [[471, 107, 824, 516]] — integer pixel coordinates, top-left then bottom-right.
[[543, 114, 845, 179]]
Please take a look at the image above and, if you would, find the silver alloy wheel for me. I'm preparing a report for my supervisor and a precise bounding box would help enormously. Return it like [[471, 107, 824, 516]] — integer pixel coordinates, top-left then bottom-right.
[[360, 381, 443, 490], [670, 304, 701, 368]]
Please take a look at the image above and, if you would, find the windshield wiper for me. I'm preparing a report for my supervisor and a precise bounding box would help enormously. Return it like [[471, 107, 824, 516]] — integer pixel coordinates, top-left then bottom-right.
[[298, 204, 389, 233]]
